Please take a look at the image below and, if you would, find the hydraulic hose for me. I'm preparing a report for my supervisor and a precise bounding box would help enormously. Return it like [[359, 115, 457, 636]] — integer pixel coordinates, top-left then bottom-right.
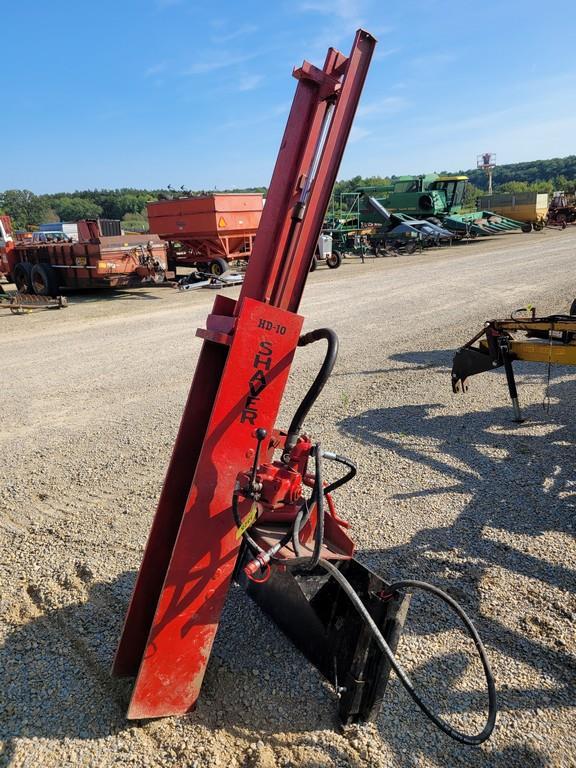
[[316, 560, 497, 746], [292, 452, 355, 557], [306, 444, 324, 569], [322, 452, 357, 495], [284, 328, 339, 459], [291, 497, 309, 558]]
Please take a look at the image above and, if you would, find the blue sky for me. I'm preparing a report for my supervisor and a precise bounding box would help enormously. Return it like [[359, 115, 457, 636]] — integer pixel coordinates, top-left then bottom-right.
[[3, 0, 575, 193]]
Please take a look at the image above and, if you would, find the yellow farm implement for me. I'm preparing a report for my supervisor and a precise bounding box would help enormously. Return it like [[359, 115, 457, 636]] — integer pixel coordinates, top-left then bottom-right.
[[452, 303, 576, 421]]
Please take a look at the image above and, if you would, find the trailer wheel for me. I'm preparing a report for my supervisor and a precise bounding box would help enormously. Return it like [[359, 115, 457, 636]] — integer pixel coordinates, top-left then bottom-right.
[[533, 220, 544, 231], [13, 262, 32, 293], [326, 250, 342, 269], [309, 256, 318, 272], [209, 258, 228, 276], [521, 222, 533, 233], [31, 263, 58, 297]]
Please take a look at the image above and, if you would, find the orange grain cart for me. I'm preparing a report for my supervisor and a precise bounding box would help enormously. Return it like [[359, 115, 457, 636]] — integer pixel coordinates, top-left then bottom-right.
[[147, 193, 263, 275]]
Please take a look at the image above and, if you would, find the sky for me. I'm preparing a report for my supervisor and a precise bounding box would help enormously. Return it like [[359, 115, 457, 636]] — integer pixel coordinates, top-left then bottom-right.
[[3, 0, 576, 193]]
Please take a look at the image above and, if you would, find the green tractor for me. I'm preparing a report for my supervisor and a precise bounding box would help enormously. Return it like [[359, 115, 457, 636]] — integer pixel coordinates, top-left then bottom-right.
[[359, 174, 467, 223], [356, 174, 526, 236]]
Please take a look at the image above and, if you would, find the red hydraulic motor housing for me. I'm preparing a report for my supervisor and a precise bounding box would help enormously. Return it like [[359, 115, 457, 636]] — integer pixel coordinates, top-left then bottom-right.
[[112, 29, 496, 745]]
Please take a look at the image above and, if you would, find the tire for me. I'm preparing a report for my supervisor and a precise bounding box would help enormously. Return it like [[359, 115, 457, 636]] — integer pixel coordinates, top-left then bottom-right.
[[570, 299, 576, 316], [533, 220, 544, 232], [326, 250, 342, 269], [13, 262, 32, 293], [30, 263, 58, 297], [521, 222, 533, 233], [309, 256, 318, 272], [208, 258, 228, 276]]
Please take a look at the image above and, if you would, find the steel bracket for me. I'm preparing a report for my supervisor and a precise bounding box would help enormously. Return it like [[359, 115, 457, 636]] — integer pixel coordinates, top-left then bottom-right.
[[236, 552, 409, 724]]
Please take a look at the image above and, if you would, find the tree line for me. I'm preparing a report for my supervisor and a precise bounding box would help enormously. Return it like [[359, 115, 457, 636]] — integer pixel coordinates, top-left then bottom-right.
[[1, 156, 574, 230]]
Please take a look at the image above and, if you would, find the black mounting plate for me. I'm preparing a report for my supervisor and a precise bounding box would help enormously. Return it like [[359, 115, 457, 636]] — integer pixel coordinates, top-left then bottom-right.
[[236, 553, 409, 724]]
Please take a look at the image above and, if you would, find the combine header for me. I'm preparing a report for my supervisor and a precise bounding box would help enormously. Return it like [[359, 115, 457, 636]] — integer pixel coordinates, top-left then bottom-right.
[[113, 30, 496, 746]]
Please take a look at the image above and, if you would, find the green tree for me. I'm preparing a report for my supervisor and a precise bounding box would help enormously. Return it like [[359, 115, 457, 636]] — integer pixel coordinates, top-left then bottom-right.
[[53, 196, 103, 221], [0, 189, 50, 229], [499, 181, 531, 193], [463, 182, 483, 210]]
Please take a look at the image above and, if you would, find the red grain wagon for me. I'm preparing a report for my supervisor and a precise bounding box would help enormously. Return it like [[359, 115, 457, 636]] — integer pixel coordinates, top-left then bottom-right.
[[147, 193, 263, 275]]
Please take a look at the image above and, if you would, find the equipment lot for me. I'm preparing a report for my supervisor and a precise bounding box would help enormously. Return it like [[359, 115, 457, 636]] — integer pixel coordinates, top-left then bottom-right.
[[1, 230, 575, 767]]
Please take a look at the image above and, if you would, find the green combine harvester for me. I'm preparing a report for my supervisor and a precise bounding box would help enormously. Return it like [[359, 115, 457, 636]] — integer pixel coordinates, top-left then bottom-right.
[[356, 174, 529, 236]]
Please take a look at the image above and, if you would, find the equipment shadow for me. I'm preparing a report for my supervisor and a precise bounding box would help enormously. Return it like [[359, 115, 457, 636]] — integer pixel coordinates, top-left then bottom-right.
[[332, 349, 454, 379], [335, 378, 575, 758], [3, 377, 574, 766], [0, 569, 551, 768]]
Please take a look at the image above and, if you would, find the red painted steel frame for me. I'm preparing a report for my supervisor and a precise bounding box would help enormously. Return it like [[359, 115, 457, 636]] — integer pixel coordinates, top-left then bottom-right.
[[113, 29, 376, 719]]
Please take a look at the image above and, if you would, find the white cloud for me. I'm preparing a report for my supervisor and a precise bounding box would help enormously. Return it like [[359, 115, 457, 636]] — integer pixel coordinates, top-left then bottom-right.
[[357, 96, 408, 118], [144, 61, 168, 77], [374, 46, 401, 60], [183, 52, 259, 75], [349, 125, 372, 143], [409, 52, 457, 69], [295, 0, 369, 54], [339, 74, 576, 178], [218, 102, 290, 132], [211, 24, 258, 44], [238, 74, 264, 92], [298, 0, 366, 20]]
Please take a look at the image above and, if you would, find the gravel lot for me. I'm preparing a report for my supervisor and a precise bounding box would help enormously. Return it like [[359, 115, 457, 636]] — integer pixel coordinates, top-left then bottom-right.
[[1, 229, 575, 768]]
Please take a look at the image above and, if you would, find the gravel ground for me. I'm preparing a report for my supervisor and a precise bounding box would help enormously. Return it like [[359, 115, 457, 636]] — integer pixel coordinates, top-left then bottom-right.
[[1, 229, 575, 768]]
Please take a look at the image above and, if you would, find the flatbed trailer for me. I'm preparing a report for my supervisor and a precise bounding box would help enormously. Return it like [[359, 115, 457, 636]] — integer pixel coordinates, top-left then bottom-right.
[[0, 217, 169, 296]]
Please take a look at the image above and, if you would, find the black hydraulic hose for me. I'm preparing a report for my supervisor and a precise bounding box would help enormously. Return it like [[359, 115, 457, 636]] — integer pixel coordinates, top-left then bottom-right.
[[284, 329, 339, 459], [305, 444, 324, 570], [315, 560, 497, 746], [234, 468, 497, 744], [291, 444, 325, 563], [291, 497, 309, 558], [322, 453, 357, 495], [293, 452, 355, 557]]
